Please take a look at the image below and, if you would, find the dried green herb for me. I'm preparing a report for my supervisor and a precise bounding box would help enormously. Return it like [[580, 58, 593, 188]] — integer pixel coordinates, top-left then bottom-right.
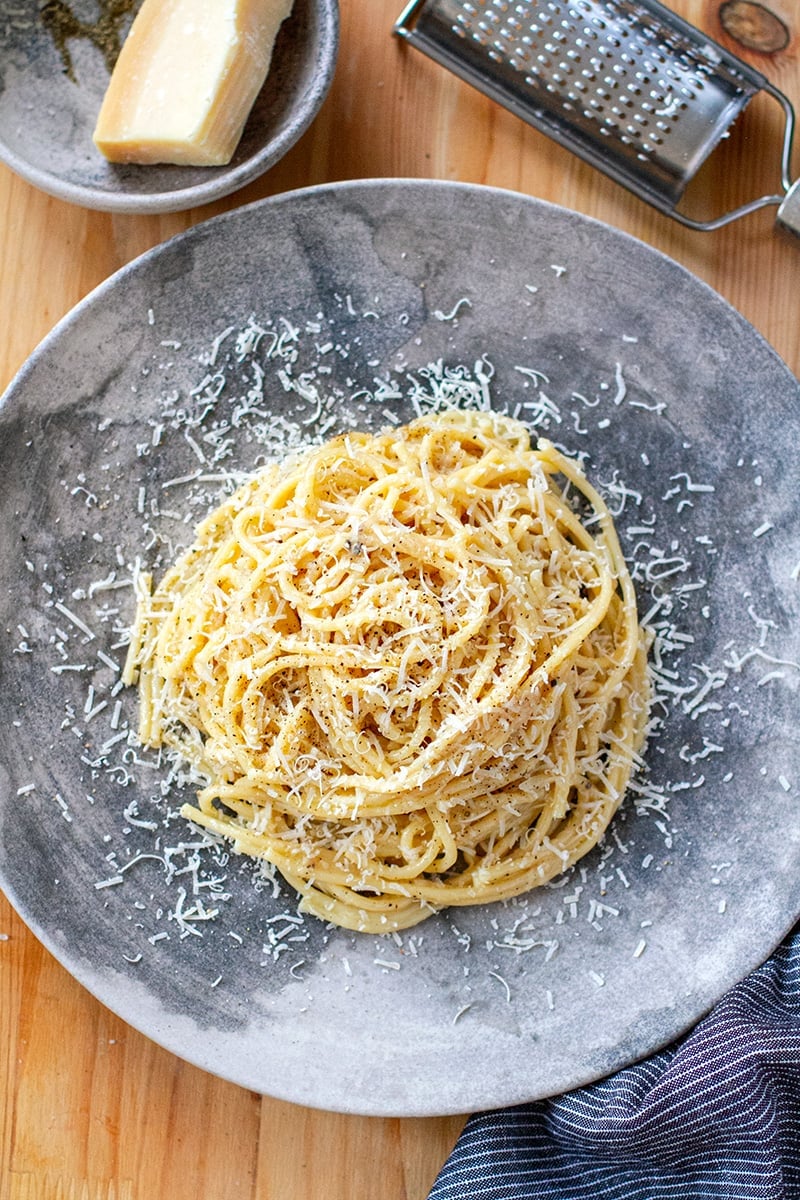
[[39, 0, 139, 83]]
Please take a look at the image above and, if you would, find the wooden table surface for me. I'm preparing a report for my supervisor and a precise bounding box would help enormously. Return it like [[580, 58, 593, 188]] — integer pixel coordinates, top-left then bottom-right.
[[1, 2, 798, 1197]]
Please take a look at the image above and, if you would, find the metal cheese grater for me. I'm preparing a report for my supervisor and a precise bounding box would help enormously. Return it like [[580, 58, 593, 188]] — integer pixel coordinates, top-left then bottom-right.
[[394, 0, 800, 235]]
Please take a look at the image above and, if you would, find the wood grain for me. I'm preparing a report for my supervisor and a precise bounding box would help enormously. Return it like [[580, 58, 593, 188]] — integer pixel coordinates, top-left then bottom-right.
[[1, 1, 798, 1196]]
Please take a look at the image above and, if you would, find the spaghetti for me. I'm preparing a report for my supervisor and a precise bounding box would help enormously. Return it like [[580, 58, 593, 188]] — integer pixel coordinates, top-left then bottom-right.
[[124, 409, 650, 932]]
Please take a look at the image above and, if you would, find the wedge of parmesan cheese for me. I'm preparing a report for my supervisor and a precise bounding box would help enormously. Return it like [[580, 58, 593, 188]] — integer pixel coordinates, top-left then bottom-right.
[[93, 0, 295, 166]]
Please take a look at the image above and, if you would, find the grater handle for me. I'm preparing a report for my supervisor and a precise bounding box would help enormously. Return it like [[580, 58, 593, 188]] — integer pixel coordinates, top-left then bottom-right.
[[771, 84, 800, 238], [672, 82, 798, 236]]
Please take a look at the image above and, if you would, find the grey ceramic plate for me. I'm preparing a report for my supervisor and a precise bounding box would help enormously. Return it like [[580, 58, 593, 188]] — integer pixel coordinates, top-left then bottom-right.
[[0, 0, 338, 213], [1, 180, 799, 1116]]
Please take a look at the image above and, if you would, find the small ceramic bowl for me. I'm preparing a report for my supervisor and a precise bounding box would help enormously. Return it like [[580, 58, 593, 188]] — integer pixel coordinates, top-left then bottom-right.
[[0, 0, 339, 213]]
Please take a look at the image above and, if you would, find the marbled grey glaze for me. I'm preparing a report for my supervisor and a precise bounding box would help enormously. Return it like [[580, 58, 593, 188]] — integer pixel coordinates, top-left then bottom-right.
[[0, 0, 338, 212], [1, 181, 799, 1116]]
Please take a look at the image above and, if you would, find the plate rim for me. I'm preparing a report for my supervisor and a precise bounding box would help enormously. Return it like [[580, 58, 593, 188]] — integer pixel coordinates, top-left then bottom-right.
[[3, 176, 796, 390]]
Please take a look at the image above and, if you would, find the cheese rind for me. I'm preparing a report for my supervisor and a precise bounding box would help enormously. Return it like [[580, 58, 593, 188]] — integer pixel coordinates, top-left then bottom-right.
[[93, 0, 295, 166]]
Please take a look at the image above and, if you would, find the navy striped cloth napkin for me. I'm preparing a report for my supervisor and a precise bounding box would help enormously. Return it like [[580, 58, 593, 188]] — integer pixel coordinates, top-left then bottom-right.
[[429, 923, 800, 1199]]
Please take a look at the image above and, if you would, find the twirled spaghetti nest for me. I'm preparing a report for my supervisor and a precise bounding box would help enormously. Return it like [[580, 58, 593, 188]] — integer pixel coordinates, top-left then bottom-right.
[[125, 409, 650, 931]]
